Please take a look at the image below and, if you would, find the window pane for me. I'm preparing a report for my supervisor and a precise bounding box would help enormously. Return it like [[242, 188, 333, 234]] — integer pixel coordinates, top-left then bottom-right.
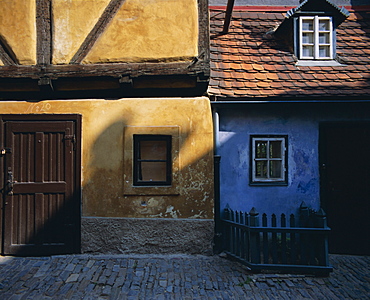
[[319, 46, 330, 58], [255, 141, 267, 158], [302, 46, 314, 57], [139, 162, 167, 182], [302, 33, 314, 44], [133, 135, 171, 186], [319, 33, 330, 44], [140, 140, 167, 160], [269, 141, 282, 158], [319, 20, 330, 31], [269, 161, 282, 178], [256, 161, 267, 178], [302, 20, 313, 31]]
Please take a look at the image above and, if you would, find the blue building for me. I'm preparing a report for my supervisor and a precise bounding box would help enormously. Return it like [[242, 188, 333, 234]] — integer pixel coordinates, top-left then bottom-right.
[[209, 0, 370, 255]]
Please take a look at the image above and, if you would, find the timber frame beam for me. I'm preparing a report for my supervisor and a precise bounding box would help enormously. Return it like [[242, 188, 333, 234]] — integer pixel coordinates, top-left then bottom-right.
[[0, 0, 210, 98]]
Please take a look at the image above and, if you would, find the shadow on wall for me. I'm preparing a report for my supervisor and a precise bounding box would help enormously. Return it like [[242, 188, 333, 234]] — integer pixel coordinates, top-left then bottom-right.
[[83, 118, 214, 220], [79, 107, 215, 255], [5, 102, 214, 256]]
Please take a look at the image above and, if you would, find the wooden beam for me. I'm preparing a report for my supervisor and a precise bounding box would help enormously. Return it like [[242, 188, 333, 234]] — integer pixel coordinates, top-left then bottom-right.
[[0, 41, 16, 66], [222, 0, 235, 34], [36, 0, 52, 65], [70, 0, 126, 64], [0, 61, 208, 79]]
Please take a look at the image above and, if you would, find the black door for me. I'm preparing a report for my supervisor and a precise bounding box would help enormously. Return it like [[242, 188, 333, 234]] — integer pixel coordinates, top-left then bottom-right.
[[320, 123, 370, 255], [0, 115, 81, 256]]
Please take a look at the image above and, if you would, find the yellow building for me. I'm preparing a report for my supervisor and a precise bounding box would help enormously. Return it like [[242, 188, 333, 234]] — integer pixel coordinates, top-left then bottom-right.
[[0, 0, 213, 255]]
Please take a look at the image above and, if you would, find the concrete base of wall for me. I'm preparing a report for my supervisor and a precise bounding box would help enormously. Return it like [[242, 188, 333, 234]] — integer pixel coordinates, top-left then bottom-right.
[[81, 217, 215, 255]]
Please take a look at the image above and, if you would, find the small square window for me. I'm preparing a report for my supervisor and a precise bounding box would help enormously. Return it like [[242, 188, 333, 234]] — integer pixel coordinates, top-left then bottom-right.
[[299, 16, 333, 60], [133, 135, 172, 186], [251, 136, 288, 185]]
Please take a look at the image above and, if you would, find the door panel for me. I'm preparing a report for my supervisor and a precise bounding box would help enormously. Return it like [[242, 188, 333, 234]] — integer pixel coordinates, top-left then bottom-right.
[[2, 118, 80, 256], [320, 123, 370, 255]]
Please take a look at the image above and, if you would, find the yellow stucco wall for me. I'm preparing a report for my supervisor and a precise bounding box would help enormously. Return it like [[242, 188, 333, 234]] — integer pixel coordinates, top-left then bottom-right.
[[0, 0, 36, 65], [0, 98, 214, 219], [52, 0, 111, 64], [83, 0, 199, 64], [52, 0, 199, 64], [0, 0, 199, 65]]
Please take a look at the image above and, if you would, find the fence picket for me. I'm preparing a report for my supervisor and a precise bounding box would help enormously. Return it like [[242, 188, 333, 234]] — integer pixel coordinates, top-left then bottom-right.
[[262, 213, 269, 264], [249, 207, 260, 264], [281, 214, 287, 264], [290, 213, 297, 264], [244, 212, 249, 261], [271, 214, 278, 264]]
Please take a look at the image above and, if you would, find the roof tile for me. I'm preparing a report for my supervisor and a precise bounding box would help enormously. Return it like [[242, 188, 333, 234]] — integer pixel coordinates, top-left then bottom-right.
[[208, 9, 370, 99]]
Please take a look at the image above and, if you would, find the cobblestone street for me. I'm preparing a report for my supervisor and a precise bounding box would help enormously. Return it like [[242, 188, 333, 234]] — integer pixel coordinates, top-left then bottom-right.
[[0, 254, 369, 299]]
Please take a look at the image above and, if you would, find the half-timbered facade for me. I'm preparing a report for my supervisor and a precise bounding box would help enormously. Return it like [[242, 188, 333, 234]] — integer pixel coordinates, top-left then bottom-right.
[[0, 0, 213, 256]]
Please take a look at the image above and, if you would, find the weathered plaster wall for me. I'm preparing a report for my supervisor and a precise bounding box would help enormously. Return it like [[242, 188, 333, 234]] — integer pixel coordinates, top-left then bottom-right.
[[52, 0, 111, 64], [0, 97, 214, 220], [0, 0, 198, 65], [217, 103, 370, 216], [52, 0, 198, 64], [0, 0, 36, 65], [84, 0, 198, 63]]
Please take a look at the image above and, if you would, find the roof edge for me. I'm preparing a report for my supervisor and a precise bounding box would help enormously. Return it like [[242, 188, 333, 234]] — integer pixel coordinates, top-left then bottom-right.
[[209, 5, 370, 12], [286, 0, 350, 19]]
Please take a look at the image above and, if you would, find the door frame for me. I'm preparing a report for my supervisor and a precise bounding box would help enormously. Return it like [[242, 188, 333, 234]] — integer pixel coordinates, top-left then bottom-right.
[[0, 114, 82, 255]]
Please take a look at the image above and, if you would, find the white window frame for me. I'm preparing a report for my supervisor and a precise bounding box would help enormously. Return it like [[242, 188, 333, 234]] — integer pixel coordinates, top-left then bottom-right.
[[251, 136, 287, 184], [299, 16, 333, 60]]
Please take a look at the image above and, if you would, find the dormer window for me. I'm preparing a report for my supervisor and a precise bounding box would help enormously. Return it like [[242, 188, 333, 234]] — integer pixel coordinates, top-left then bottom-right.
[[299, 16, 333, 60], [274, 0, 349, 66]]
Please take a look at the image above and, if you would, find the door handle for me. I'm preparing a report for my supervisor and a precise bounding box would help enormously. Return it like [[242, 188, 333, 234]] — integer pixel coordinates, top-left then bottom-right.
[[6, 171, 15, 195]]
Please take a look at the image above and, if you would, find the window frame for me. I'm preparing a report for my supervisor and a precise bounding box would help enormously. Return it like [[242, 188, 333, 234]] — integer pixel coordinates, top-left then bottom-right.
[[133, 134, 172, 186], [299, 15, 333, 60], [250, 135, 288, 186], [123, 126, 180, 196]]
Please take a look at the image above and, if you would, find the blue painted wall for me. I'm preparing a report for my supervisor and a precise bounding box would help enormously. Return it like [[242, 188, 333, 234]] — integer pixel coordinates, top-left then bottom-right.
[[217, 103, 370, 216]]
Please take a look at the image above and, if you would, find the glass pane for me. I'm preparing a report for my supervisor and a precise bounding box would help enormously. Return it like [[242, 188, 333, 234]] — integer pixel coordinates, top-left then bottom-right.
[[319, 46, 330, 58], [256, 161, 267, 178], [140, 140, 167, 160], [139, 162, 167, 182], [269, 141, 282, 158], [302, 20, 313, 31], [302, 46, 314, 57], [319, 33, 330, 44], [302, 33, 314, 44], [255, 141, 267, 158], [269, 161, 282, 178], [319, 20, 330, 31]]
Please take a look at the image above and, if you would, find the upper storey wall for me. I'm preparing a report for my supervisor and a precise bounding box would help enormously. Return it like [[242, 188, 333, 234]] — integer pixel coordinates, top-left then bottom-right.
[[0, 0, 199, 66], [0, 0, 208, 97], [0, 0, 36, 65]]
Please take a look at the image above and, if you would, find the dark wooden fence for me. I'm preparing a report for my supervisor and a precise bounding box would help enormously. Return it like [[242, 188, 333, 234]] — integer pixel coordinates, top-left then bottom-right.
[[221, 202, 332, 276]]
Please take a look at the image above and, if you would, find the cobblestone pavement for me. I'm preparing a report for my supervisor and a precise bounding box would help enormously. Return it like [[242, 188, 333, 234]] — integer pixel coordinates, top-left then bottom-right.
[[0, 254, 369, 299]]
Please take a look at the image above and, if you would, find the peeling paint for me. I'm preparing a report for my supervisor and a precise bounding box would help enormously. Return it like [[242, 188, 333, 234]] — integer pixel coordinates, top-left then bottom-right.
[[165, 205, 179, 218]]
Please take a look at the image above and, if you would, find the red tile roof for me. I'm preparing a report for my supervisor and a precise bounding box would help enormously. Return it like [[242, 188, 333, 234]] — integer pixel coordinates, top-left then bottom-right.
[[208, 9, 370, 100]]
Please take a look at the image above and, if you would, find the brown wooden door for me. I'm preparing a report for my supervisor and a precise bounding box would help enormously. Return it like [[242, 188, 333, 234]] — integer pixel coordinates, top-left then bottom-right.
[[320, 123, 370, 255], [1, 117, 80, 256]]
